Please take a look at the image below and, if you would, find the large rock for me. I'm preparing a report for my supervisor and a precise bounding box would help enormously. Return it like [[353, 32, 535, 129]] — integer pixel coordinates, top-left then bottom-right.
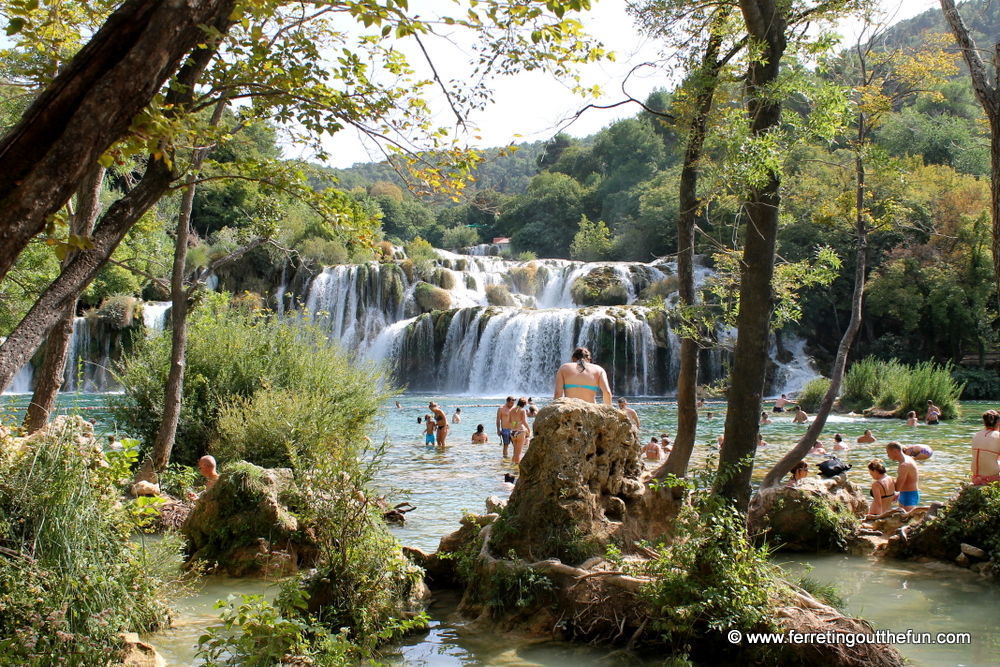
[[898, 485, 999, 574], [488, 398, 642, 564], [749, 475, 867, 552], [181, 462, 317, 577]]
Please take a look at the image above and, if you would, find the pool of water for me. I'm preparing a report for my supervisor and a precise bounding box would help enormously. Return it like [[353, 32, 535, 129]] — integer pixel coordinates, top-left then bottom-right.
[[5, 392, 999, 665]]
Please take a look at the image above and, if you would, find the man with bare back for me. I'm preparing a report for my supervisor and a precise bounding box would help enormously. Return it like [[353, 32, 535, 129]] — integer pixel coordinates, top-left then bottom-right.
[[496, 396, 516, 458], [887, 441, 920, 511]]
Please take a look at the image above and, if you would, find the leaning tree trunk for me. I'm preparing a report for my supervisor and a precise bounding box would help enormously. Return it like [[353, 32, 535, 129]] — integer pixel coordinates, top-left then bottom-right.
[[24, 165, 106, 433], [939, 0, 1000, 307], [147, 99, 227, 473], [0, 0, 237, 284], [758, 119, 869, 489], [0, 39, 228, 394], [714, 0, 787, 513]]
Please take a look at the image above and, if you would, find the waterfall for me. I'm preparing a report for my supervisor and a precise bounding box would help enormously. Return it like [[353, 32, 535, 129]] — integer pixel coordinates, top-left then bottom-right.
[[7, 363, 33, 394], [142, 302, 171, 337]]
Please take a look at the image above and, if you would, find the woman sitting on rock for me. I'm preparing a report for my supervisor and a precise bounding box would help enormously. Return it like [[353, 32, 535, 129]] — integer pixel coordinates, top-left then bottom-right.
[[554, 346, 612, 404], [866, 459, 896, 518], [785, 460, 809, 486]]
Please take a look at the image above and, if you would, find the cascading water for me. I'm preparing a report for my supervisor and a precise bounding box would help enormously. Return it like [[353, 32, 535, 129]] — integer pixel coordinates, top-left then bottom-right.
[[298, 250, 738, 396]]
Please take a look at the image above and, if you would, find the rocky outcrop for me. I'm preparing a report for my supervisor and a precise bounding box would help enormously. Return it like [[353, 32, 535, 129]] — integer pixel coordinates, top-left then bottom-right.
[[488, 398, 643, 563], [181, 462, 317, 577], [115, 633, 166, 667], [749, 475, 867, 552]]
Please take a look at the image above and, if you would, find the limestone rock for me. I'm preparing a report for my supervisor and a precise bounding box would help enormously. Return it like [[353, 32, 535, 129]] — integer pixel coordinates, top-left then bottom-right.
[[485, 495, 507, 514], [116, 633, 166, 667], [181, 462, 317, 577], [749, 475, 867, 552], [131, 480, 160, 497], [961, 543, 988, 560], [956, 553, 971, 568], [488, 398, 642, 564]]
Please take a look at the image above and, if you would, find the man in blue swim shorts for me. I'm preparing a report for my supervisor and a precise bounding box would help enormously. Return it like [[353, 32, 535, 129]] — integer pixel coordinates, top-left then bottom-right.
[[887, 441, 920, 511], [423, 414, 436, 445], [496, 396, 516, 459]]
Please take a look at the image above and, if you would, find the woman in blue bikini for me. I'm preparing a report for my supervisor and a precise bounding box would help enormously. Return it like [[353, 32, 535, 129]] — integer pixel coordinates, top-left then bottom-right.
[[554, 347, 613, 404]]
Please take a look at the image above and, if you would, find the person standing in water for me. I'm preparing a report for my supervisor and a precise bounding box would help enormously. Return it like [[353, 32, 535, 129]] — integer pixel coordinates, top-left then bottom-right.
[[510, 397, 531, 464], [429, 402, 448, 447], [496, 396, 516, 458], [472, 424, 489, 444], [554, 347, 612, 404], [526, 398, 539, 417], [618, 397, 640, 430], [452, 407, 462, 424], [423, 414, 436, 445], [971, 409, 1000, 485], [925, 399, 942, 425], [886, 441, 919, 511]]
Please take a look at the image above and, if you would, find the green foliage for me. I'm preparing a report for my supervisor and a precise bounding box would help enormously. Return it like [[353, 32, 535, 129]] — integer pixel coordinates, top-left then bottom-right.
[[569, 266, 628, 306], [952, 366, 1000, 400], [639, 499, 783, 655], [112, 292, 393, 467], [569, 215, 613, 261], [840, 357, 962, 418], [796, 377, 830, 413], [197, 593, 354, 667], [404, 236, 438, 262], [82, 264, 143, 308], [485, 557, 556, 618], [158, 463, 201, 499], [914, 484, 1000, 564], [296, 236, 350, 265], [440, 225, 480, 249], [794, 576, 845, 612], [0, 418, 183, 667], [95, 294, 138, 330]]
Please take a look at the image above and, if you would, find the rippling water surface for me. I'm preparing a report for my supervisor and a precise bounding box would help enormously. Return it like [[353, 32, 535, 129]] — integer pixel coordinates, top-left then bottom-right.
[[4, 392, 1000, 666]]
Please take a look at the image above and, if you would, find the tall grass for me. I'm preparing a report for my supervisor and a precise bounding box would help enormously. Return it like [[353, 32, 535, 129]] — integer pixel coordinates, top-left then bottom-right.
[[0, 418, 182, 666], [796, 377, 830, 413], [840, 357, 963, 418]]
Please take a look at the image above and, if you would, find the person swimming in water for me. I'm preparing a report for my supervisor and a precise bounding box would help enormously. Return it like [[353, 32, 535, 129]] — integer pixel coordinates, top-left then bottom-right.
[[554, 347, 612, 404], [472, 424, 489, 444]]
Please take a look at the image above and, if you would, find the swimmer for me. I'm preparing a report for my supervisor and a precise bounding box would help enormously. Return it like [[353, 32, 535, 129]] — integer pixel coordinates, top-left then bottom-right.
[[792, 406, 809, 424], [774, 394, 791, 412], [107, 434, 123, 451], [554, 346, 612, 404], [526, 398, 539, 418], [697, 398, 705, 409], [758, 433, 769, 447], [971, 410, 1000, 485], [760, 411, 772, 425], [511, 397, 531, 464], [187, 455, 220, 500], [644, 437, 664, 461], [452, 407, 462, 424], [809, 441, 827, 455], [472, 424, 489, 444], [866, 459, 896, 518], [395, 401, 402, 409], [886, 441, 919, 511], [906, 411, 918, 426], [618, 397, 640, 430], [905, 444, 933, 461], [925, 399, 941, 425], [833, 433, 850, 451], [857, 429, 875, 444]]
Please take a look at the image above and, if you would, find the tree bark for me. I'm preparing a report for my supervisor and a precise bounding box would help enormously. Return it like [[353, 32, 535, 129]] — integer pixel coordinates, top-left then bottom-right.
[[149, 100, 227, 472], [758, 120, 868, 489], [939, 0, 1000, 307], [658, 24, 728, 479], [0, 36, 230, 394], [0, 0, 237, 284], [23, 165, 106, 433], [714, 0, 787, 512]]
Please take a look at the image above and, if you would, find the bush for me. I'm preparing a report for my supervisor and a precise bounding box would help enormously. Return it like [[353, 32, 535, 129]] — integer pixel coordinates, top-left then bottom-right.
[[506, 261, 548, 296], [413, 281, 452, 312], [0, 418, 183, 667], [840, 357, 962, 418], [640, 276, 679, 300], [840, 358, 903, 412], [296, 237, 349, 265], [404, 236, 437, 262], [895, 361, 963, 419], [569, 216, 613, 261], [441, 225, 480, 249], [796, 377, 830, 413], [569, 267, 628, 306], [96, 294, 138, 330], [485, 283, 516, 306], [517, 251, 537, 261], [112, 292, 394, 467], [82, 263, 142, 307], [953, 366, 1000, 400]]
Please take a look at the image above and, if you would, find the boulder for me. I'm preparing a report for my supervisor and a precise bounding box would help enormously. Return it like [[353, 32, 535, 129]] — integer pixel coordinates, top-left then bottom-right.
[[900, 485, 1000, 570], [488, 398, 642, 564], [116, 633, 166, 667], [749, 475, 867, 552], [181, 462, 317, 577]]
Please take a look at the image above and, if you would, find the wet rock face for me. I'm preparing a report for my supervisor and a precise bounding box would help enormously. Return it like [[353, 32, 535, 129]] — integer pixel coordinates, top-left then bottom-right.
[[749, 475, 867, 552], [181, 463, 317, 577], [488, 398, 642, 564]]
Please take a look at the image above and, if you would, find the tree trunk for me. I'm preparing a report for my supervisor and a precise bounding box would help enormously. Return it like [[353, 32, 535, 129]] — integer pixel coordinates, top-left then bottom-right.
[[0, 39, 229, 394], [714, 0, 787, 512], [758, 120, 869, 490], [148, 100, 228, 473], [23, 165, 106, 433], [0, 0, 237, 284], [939, 0, 1000, 306]]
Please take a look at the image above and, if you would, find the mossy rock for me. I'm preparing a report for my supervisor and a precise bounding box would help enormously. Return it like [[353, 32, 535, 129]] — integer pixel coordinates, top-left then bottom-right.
[[748, 475, 866, 552], [414, 281, 452, 312], [181, 461, 318, 577], [903, 484, 1000, 563], [399, 258, 415, 282], [97, 295, 139, 330], [569, 266, 628, 306], [485, 283, 515, 306]]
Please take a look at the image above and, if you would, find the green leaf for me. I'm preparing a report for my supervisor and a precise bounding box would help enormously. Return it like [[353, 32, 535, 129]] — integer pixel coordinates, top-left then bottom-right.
[[5, 18, 24, 35]]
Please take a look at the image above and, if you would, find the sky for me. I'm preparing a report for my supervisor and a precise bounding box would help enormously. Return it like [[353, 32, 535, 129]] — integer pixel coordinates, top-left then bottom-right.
[[312, 0, 941, 169]]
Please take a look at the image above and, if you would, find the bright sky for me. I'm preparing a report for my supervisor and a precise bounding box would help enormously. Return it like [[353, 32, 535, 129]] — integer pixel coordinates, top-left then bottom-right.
[[313, 0, 940, 169]]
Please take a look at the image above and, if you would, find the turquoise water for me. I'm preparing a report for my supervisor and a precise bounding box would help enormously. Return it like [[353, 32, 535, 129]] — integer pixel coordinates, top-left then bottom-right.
[[4, 392, 999, 666]]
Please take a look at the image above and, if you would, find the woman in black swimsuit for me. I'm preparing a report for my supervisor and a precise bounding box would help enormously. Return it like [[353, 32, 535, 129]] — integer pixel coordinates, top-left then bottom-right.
[[429, 401, 448, 447], [866, 459, 896, 518]]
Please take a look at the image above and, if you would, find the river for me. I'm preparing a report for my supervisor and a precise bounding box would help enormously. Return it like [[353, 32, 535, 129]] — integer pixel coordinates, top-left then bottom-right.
[[3, 392, 998, 665]]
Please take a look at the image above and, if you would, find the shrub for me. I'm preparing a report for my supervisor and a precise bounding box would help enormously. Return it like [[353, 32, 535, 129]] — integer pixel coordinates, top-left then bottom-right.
[[912, 484, 1000, 563], [840, 357, 962, 418], [375, 240, 396, 260], [485, 283, 516, 306], [517, 251, 537, 261], [952, 366, 1000, 400], [97, 294, 138, 330], [404, 236, 437, 262], [441, 225, 479, 249], [640, 276, 679, 300], [507, 261, 548, 296], [569, 216, 613, 261], [82, 263, 142, 307], [296, 237, 349, 265], [569, 267, 628, 306], [413, 281, 452, 312], [399, 258, 415, 281], [0, 418, 183, 667], [840, 358, 902, 412], [796, 377, 830, 413], [112, 292, 394, 467]]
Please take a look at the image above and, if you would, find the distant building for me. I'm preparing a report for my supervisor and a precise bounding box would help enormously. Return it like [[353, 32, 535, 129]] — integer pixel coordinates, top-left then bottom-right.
[[492, 237, 511, 253]]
